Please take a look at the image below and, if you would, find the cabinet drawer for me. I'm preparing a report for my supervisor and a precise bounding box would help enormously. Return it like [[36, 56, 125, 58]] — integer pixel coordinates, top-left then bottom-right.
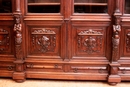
[[70, 65, 108, 74], [0, 62, 15, 71], [25, 63, 63, 72]]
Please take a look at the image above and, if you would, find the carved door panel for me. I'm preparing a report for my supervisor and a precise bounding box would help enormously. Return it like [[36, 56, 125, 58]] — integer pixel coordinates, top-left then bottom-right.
[[0, 25, 14, 56], [25, 24, 64, 60], [122, 28, 130, 56], [119, 27, 130, 76], [72, 27, 108, 60]]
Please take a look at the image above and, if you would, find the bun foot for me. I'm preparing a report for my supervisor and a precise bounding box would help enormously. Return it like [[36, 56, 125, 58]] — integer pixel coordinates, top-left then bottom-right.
[[109, 82, 118, 86], [14, 79, 25, 83]]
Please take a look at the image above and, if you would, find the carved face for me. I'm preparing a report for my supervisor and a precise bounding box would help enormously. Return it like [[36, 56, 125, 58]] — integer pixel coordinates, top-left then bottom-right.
[[16, 17, 20, 24]]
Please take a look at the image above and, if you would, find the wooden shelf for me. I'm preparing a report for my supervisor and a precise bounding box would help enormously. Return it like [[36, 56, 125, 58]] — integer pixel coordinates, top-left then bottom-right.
[[28, 3, 60, 6], [74, 3, 107, 6]]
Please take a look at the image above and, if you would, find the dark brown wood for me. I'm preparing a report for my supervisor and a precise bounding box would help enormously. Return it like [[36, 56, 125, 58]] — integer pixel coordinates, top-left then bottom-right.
[[1, 0, 130, 86]]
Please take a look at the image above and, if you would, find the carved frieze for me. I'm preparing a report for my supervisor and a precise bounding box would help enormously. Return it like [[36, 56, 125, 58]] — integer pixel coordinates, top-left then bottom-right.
[[31, 28, 56, 53], [78, 29, 103, 54]]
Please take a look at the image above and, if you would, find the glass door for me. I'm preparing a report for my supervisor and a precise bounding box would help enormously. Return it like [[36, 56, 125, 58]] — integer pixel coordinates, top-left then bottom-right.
[[125, 0, 130, 14], [27, 0, 61, 13], [74, 0, 108, 13], [0, 0, 12, 13]]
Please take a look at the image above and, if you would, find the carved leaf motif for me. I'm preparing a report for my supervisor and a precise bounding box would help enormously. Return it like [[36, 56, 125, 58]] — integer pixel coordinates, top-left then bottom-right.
[[78, 36, 102, 54], [32, 28, 56, 34], [78, 29, 102, 35], [0, 29, 9, 53], [31, 35, 56, 53]]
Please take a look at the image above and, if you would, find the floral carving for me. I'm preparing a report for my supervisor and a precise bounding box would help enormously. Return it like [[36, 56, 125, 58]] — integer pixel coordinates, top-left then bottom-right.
[[32, 28, 56, 34], [31, 28, 56, 53], [32, 35, 56, 53], [0, 29, 9, 53], [78, 29, 103, 35], [78, 36, 102, 54], [78, 29, 103, 54]]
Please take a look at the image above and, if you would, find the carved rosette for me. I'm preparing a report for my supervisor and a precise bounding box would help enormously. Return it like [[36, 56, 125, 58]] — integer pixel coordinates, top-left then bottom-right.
[[78, 29, 103, 54], [0, 28, 9, 53], [13, 14, 23, 59], [31, 28, 56, 53]]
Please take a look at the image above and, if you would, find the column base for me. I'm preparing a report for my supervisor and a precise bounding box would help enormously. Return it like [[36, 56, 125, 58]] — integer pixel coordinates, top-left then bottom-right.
[[13, 72, 26, 83]]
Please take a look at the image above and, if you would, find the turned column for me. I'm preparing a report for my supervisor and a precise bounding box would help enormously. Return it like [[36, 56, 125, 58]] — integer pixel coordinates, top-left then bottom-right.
[[12, 0, 25, 82], [108, 0, 122, 85]]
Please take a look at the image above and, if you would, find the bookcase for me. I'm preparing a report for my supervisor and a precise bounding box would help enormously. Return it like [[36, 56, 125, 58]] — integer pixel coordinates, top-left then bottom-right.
[[0, 0, 130, 85]]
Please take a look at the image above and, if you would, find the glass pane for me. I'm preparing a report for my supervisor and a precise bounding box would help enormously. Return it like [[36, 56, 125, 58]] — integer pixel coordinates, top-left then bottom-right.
[[28, 0, 60, 13], [74, 0, 108, 13], [0, 0, 12, 13], [125, 0, 130, 14]]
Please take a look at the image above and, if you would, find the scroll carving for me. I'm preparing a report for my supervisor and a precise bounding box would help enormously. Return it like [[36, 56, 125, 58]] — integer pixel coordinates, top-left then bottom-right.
[[31, 29, 56, 53], [0, 28, 9, 53], [78, 29, 103, 54]]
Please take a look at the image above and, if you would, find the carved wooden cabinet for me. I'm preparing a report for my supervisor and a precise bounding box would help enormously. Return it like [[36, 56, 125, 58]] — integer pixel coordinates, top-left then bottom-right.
[[0, 0, 130, 85]]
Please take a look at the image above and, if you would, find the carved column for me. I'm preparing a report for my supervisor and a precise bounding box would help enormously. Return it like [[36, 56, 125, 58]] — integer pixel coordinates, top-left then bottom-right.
[[108, 0, 121, 85], [12, 0, 25, 82]]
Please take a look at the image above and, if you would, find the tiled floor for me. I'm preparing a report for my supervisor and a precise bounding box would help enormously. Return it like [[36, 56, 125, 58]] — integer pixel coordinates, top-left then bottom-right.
[[0, 78, 130, 87]]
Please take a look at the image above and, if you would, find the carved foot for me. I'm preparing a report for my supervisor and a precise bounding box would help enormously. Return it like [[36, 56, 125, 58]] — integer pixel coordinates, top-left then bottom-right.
[[109, 82, 118, 86]]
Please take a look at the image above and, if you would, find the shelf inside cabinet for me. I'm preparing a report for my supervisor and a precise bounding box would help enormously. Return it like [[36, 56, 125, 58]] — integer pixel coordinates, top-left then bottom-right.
[[28, 3, 60, 6], [74, 3, 107, 6]]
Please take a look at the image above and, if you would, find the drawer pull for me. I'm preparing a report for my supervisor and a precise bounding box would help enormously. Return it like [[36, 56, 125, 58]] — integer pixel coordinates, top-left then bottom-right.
[[99, 68, 103, 73], [8, 66, 13, 71], [122, 69, 126, 74], [74, 68, 78, 73], [54, 64, 58, 68]]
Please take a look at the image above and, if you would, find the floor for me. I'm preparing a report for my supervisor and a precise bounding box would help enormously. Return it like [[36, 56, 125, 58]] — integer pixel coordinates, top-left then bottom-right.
[[0, 78, 130, 87]]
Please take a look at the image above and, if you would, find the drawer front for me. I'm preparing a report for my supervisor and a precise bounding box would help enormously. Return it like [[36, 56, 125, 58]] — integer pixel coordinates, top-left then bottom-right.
[[25, 63, 64, 72], [0, 62, 15, 71], [70, 65, 108, 74]]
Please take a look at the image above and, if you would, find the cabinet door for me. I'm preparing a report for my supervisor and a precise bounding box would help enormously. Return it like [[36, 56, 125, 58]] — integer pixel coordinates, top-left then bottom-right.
[[27, 0, 62, 14], [125, 0, 130, 14]]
